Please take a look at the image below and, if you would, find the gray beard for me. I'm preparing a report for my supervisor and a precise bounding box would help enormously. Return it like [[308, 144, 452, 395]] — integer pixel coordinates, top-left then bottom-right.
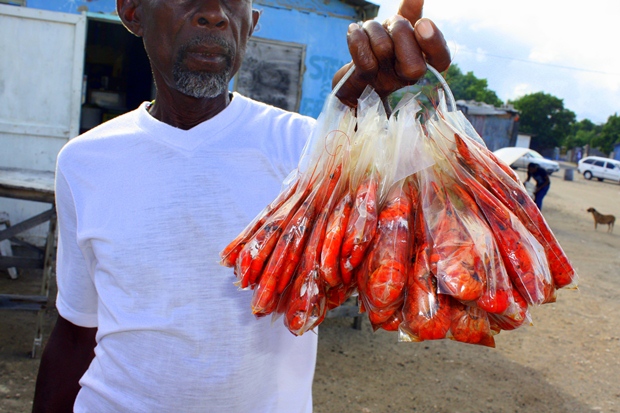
[[173, 68, 230, 98], [172, 36, 234, 98]]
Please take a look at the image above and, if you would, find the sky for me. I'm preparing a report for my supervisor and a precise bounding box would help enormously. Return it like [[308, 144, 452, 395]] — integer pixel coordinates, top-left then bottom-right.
[[373, 0, 620, 124]]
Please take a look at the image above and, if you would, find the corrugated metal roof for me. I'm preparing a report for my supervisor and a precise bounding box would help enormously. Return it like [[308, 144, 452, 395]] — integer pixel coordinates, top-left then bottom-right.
[[456, 100, 519, 116], [339, 0, 379, 20], [255, 0, 378, 21]]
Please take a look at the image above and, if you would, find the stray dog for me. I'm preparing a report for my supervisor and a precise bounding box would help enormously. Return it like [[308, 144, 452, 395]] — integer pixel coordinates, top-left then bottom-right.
[[586, 207, 615, 233]]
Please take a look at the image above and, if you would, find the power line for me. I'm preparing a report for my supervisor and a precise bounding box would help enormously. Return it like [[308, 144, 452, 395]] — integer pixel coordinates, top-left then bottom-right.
[[456, 49, 620, 77]]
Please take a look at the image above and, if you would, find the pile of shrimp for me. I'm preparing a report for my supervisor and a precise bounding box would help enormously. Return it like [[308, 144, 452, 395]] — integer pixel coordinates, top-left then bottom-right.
[[219, 88, 578, 346]]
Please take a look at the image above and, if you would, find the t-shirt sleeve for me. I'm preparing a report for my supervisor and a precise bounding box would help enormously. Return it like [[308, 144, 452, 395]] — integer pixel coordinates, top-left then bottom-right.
[[55, 167, 99, 328]]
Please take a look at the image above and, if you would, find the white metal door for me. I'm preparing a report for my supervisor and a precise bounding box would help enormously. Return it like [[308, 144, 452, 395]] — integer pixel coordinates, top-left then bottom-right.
[[0, 4, 86, 243]]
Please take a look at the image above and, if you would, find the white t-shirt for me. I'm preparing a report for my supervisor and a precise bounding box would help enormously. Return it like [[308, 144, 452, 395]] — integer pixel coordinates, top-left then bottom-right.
[[55, 93, 318, 413]]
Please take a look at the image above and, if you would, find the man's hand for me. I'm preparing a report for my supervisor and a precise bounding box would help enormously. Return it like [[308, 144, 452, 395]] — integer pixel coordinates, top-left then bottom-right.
[[332, 0, 450, 107]]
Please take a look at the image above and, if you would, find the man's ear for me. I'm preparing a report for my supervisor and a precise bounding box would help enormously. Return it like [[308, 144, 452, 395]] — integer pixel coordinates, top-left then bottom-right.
[[249, 9, 261, 37], [117, 0, 144, 37]]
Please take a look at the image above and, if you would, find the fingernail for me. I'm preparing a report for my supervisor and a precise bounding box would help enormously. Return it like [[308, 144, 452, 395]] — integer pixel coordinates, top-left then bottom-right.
[[348, 22, 360, 33], [416, 19, 434, 39]]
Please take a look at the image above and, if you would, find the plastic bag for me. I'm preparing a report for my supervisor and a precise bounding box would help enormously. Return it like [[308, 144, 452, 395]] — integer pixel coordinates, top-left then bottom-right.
[[223, 87, 356, 319], [252, 162, 344, 316], [400, 181, 452, 342], [339, 88, 389, 284], [356, 180, 413, 331], [428, 95, 577, 290], [221, 64, 577, 343]]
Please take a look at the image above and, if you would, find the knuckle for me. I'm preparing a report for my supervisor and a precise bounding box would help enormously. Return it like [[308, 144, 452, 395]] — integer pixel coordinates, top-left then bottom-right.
[[398, 63, 426, 81], [387, 18, 414, 35], [350, 44, 379, 74], [372, 40, 394, 59]]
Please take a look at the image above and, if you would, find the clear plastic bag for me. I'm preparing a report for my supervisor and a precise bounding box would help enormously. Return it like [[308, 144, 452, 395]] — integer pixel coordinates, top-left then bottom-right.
[[221, 64, 576, 342], [427, 95, 577, 290], [400, 182, 452, 342], [226, 87, 356, 319], [339, 88, 389, 284], [356, 180, 413, 331], [428, 139, 556, 305]]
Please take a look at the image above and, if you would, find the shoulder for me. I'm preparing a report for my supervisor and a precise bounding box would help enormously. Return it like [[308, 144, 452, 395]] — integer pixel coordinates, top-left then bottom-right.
[[58, 105, 145, 165], [232, 93, 315, 133]]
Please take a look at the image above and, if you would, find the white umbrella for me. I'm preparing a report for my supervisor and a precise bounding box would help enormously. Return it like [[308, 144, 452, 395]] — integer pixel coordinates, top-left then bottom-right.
[[493, 147, 530, 166]]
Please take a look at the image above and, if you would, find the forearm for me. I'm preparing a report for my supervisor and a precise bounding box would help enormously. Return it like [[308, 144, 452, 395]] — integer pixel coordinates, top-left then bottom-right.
[[32, 316, 97, 413], [537, 182, 550, 191]]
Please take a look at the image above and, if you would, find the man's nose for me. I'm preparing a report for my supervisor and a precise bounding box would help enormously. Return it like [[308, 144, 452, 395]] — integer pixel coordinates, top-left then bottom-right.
[[194, 2, 229, 29]]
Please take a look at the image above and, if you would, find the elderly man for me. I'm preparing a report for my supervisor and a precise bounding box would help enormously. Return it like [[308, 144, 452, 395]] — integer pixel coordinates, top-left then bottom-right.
[[32, 0, 450, 411]]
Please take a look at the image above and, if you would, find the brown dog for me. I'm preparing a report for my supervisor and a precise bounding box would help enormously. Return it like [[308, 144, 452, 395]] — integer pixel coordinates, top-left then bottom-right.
[[587, 207, 615, 233]]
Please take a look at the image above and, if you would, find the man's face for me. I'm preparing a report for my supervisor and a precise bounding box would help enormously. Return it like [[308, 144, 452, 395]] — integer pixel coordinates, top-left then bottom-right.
[[138, 0, 258, 99]]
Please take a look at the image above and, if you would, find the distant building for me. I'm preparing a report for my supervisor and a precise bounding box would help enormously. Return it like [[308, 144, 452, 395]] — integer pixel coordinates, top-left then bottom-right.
[[456, 100, 520, 151], [515, 133, 533, 148], [613, 143, 620, 161]]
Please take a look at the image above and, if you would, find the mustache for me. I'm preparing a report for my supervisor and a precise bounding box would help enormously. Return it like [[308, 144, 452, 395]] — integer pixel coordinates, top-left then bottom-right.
[[177, 35, 235, 62]]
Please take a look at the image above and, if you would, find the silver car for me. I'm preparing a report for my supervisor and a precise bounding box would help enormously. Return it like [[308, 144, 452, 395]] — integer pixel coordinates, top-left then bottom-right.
[[511, 149, 560, 175]]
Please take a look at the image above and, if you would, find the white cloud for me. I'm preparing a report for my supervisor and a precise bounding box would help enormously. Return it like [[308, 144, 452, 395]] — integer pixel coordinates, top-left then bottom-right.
[[372, 0, 620, 123], [474, 48, 487, 63], [512, 83, 534, 100]]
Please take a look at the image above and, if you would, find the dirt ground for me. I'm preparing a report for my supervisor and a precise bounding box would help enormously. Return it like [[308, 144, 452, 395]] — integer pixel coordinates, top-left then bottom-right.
[[2, 164, 620, 413]]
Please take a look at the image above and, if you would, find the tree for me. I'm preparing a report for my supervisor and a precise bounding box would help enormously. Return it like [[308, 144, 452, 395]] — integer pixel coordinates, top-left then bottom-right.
[[595, 114, 620, 154], [564, 119, 601, 149], [388, 64, 503, 110], [443, 64, 503, 107], [510, 92, 576, 151]]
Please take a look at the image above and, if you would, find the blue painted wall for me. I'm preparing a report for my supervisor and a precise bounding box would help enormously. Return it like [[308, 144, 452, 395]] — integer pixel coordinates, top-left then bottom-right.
[[253, 5, 351, 117], [613, 143, 620, 161], [24, 0, 373, 119], [26, 0, 115, 14]]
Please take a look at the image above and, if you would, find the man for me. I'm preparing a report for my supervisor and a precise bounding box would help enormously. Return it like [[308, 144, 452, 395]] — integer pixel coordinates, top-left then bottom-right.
[[526, 162, 551, 210], [32, 0, 450, 411]]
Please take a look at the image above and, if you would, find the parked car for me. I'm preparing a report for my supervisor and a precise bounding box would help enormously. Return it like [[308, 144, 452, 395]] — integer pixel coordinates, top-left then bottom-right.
[[510, 149, 560, 175], [577, 156, 620, 183]]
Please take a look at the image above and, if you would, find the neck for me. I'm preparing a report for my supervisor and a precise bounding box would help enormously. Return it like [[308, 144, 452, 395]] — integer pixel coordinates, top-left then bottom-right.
[[148, 89, 232, 130]]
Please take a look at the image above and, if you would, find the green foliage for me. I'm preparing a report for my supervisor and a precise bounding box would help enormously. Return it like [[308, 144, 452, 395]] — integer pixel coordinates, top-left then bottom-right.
[[443, 65, 503, 107], [387, 64, 503, 116], [564, 119, 602, 149], [564, 129, 597, 149], [595, 114, 620, 154], [509, 92, 576, 150]]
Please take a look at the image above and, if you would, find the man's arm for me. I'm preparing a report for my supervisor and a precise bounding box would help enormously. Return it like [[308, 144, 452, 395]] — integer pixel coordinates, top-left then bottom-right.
[[32, 315, 97, 413], [535, 172, 550, 193]]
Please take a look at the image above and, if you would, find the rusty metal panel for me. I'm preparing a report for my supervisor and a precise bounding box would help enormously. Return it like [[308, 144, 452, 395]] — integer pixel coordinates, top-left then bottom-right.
[[465, 114, 516, 152], [234, 37, 305, 113]]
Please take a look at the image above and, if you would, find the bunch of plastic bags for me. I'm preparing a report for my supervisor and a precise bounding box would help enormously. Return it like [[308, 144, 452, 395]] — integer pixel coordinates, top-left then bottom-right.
[[220, 78, 577, 347]]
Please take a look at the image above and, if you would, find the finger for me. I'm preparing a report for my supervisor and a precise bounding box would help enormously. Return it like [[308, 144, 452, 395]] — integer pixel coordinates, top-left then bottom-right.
[[385, 15, 426, 81], [397, 0, 424, 25], [414, 18, 451, 72], [332, 23, 379, 106], [362, 20, 395, 69], [333, 62, 367, 108], [348, 22, 379, 79]]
